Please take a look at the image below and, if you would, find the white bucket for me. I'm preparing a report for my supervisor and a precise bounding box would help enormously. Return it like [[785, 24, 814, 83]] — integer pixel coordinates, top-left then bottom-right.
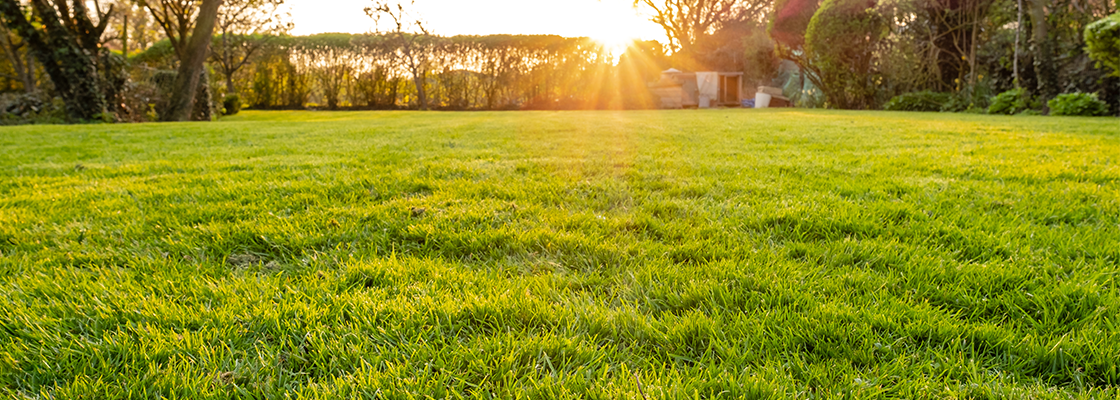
[[755, 92, 772, 108]]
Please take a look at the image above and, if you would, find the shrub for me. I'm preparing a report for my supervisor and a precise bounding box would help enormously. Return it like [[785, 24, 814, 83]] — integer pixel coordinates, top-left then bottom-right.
[[941, 88, 991, 113], [743, 30, 780, 88], [116, 76, 165, 122], [1085, 13, 1120, 77], [223, 94, 242, 116], [883, 91, 951, 112], [939, 95, 972, 113], [987, 89, 1037, 115], [1047, 93, 1110, 117], [805, 0, 888, 109]]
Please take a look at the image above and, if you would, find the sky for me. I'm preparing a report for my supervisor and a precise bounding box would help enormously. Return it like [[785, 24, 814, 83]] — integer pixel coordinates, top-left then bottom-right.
[[286, 0, 665, 50]]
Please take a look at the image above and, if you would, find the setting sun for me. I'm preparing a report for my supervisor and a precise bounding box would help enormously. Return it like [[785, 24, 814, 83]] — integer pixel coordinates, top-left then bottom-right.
[[584, 12, 652, 54]]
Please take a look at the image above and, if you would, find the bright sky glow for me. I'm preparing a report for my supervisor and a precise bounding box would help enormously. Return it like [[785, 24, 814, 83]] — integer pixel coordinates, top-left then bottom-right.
[[287, 0, 665, 52]]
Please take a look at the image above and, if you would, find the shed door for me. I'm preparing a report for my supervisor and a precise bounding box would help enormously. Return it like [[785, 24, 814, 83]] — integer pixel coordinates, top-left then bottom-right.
[[721, 75, 740, 105]]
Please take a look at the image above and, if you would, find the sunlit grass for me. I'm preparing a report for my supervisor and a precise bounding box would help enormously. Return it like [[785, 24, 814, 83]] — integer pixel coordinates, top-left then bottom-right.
[[1, 109, 1118, 398]]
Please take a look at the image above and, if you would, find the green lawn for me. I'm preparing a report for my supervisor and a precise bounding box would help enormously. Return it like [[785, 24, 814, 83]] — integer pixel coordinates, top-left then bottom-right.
[[1, 110, 1118, 398]]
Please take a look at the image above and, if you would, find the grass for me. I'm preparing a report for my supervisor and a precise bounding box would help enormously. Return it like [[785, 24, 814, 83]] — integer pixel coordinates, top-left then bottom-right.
[[0, 109, 1118, 398]]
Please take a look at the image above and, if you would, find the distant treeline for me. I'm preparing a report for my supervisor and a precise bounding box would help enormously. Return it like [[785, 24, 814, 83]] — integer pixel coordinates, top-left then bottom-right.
[[133, 33, 668, 111]]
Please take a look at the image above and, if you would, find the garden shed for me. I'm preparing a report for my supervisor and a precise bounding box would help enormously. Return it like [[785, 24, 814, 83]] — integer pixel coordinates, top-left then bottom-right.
[[649, 69, 743, 109]]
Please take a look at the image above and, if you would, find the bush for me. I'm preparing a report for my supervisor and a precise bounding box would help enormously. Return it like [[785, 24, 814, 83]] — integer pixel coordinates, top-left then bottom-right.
[[223, 94, 242, 116], [884, 91, 951, 112], [941, 89, 991, 113], [987, 89, 1038, 115], [804, 0, 888, 109], [743, 30, 780, 88], [1047, 93, 1110, 117], [116, 72, 166, 123], [939, 95, 971, 113], [1085, 13, 1120, 77]]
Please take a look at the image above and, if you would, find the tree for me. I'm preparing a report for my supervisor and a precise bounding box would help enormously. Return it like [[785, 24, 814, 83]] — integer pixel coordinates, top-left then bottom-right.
[[616, 40, 667, 108], [247, 35, 309, 108], [770, 0, 825, 94], [1085, 12, 1120, 77], [630, 0, 767, 56], [924, 0, 996, 90], [210, 0, 290, 95], [472, 35, 514, 109], [626, 0, 770, 71], [770, 0, 821, 49], [97, 0, 167, 57], [742, 27, 779, 87], [1014, 0, 1024, 86], [0, 0, 115, 120], [300, 33, 354, 109], [367, 0, 433, 110], [804, 0, 888, 109], [138, 0, 224, 121], [141, 0, 202, 59], [352, 33, 403, 108], [1028, 0, 1059, 104], [185, 32, 637, 111], [909, 0, 995, 91]]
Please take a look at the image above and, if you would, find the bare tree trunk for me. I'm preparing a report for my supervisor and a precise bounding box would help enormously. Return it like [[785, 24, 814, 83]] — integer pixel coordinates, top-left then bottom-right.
[[406, 49, 427, 110], [226, 73, 236, 94], [122, 12, 128, 57], [1014, 0, 1022, 87], [1028, 0, 1058, 105], [219, 32, 236, 94], [968, 2, 980, 87], [413, 71, 427, 110], [161, 0, 222, 122]]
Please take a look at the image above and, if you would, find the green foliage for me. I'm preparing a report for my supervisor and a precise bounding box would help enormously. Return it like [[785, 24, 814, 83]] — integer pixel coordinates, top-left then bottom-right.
[[880, 90, 993, 114], [152, 69, 177, 90], [883, 91, 951, 112], [1085, 13, 1120, 77], [0, 0, 110, 121], [987, 89, 1039, 115], [782, 68, 826, 108], [939, 80, 994, 114], [145, 103, 159, 121], [300, 32, 355, 49], [222, 94, 243, 115], [129, 39, 177, 69], [240, 33, 616, 110], [742, 30, 780, 87], [1047, 92, 1111, 116], [804, 0, 887, 109], [940, 94, 974, 113], [1, 110, 1119, 396]]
